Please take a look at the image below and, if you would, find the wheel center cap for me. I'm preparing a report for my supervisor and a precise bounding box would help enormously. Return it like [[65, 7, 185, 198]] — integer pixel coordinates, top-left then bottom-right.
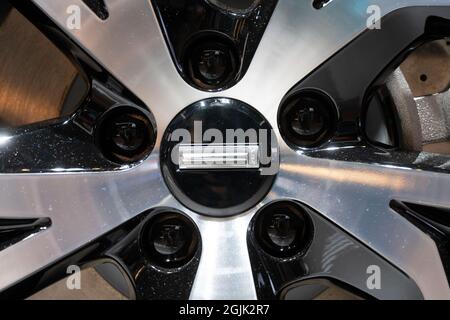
[[160, 98, 279, 217]]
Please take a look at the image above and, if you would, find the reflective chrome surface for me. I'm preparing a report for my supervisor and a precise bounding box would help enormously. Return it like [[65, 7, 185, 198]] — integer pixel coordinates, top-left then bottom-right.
[[178, 144, 260, 170], [1, 0, 449, 298]]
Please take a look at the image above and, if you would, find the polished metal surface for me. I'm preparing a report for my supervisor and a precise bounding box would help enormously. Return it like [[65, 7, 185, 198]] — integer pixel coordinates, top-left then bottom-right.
[[1, 0, 449, 299], [178, 144, 260, 170]]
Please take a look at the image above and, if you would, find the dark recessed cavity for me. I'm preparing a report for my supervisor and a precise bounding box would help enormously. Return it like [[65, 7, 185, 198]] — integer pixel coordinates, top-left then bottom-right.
[[253, 201, 313, 258], [96, 106, 156, 164], [140, 211, 199, 269], [183, 33, 238, 91], [279, 89, 338, 149]]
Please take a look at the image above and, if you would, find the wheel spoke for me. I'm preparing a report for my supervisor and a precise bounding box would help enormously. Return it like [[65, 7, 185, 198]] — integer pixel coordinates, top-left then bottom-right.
[[30, 0, 198, 131], [275, 148, 450, 299], [190, 214, 257, 300], [0, 155, 166, 292]]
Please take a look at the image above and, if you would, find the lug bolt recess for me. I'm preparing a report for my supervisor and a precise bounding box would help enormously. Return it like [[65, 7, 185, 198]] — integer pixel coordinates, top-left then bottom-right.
[[111, 114, 147, 152], [141, 212, 199, 269], [279, 89, 338, 148], [183, 33, 238, 91], [97, 106, 155, 164], [254, 201, 313, 258]]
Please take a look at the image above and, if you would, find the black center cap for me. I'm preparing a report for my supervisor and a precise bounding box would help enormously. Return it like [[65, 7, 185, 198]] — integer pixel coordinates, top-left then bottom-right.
[[160, 98, 279, 217]]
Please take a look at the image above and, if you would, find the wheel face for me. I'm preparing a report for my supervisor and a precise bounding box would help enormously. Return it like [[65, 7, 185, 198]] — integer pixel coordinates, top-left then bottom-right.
[[1, 0, 450, 300]]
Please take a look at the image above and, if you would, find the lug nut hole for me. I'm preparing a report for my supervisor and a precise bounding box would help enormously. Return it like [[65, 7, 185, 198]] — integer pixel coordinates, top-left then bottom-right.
[[141, 211, 199, 269], [96, 106, 156, 164], [183, 33, 238, 91], [279, 89, 338, 148], [254, 201, 313, 258]]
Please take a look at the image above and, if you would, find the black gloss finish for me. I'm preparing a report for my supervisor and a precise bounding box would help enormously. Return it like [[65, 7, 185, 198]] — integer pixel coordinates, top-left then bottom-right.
[[183, 33, 238, 90], [390, 200, 450, 286], [0, 81, 156, 173], [207, 0, 261, 14], [279, 89, 338, 149], [81, 0, 109, 20], [96, 106, 156, 164], [0, 208, 201, 300], [0, 217, 51, 251], [248, 200, 423, 300], [107, 208, 202, 300], [254, 201, 313, 258], [160, 98, 277, 217], [2, 1, 156, 173], [151, 0, 278, 91], [279, 7, 450, 174], [140, 211, 199, 269]]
